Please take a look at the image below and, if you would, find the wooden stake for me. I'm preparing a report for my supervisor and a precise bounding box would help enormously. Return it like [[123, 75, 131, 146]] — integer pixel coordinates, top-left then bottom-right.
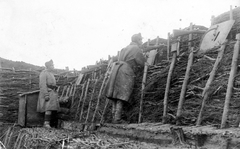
[[188, 23, 193, 48], [79, 79, 90, 122], [230, 5, 233, 20], [65, 86, 71, 98], [221, 34, 240, 128], [138, 39, 152, 123], [60, 86, 67, 100], [100, 98, 109, 124], [85, 79, 98, 123], [29, 68, 32, 90], [162, 52, 177, 123], [99, 58, 118, 124], [0, 60, 2, 71], [196, 41, 227, 126], [176, 50, 194, 125], [138, 62, 148, 123], [57, 86, 60, 93], [75, 81, 86, 120], [69, 85, 74, 96], [176, 23, 193, 125], [70, 84, 77, 109], [91, 74, 109, 123], [167, 33, 170, 61]]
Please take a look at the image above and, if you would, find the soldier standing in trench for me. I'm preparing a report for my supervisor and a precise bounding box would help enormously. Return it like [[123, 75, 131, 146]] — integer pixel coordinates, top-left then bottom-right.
[[37, 60, 60, 128], [104, 33, 146, 123]]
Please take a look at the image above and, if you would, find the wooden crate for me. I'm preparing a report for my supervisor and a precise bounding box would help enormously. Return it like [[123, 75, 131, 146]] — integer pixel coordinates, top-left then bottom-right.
[[18, 90, 44, 127]]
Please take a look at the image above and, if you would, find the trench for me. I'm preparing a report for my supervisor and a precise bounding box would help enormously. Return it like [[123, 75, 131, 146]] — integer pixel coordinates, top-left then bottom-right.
[[59, 121, 240, 149], [1, 118, 240, 148]]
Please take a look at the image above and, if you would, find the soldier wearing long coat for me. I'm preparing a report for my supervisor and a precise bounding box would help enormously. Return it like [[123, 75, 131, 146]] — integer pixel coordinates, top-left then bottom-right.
[[105, 33, 146, 123], [37, 60, 60, 128]]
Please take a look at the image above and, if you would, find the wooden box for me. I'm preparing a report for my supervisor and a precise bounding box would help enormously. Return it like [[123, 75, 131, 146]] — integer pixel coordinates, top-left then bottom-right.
[[18, 90, 44, 127]]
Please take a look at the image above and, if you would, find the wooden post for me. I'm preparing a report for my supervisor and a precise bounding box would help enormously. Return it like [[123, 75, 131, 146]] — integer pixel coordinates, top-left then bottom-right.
[[75, 81, 86, 120], [188, 23, 193, 48], [176, 23, 193, 125], [60, 86, 67, 101], [230, 5, 233, 20], [85, 79, 98, 123], [91, 74, 109, 123], [138, 62, 148, 123], [29, 68, 32, 90], [57, 86, 60, 93], [100, 98, 109, 124], [117, 51, 120, 61], [99, 59, 115, 124], [221, 34, 240, 128], [196, 41, 227, 126], [162, 52, 177, 123], [0, 60, 2, 71], [167, 32, 170, 61], [69, 85, 74, 97], [65, 86, 71, 98], [138, 39, 151, 123], [70, 84, 77, 109], [79, 79, 90, 122], [229, 6, 233, 39], [176, 49, 194, 125]]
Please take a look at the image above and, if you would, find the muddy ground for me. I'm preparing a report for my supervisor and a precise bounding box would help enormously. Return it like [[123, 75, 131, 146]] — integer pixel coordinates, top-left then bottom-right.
[[0, 124, 184, 149]]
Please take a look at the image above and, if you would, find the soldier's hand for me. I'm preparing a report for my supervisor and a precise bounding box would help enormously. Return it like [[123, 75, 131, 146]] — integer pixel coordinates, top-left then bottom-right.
[[45, 95, 50, 101]]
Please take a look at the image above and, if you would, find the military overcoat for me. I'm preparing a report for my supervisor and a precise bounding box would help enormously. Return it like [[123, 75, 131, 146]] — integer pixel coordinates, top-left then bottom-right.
[[37, 70, 60, 112], [105, 42, 146, 102]]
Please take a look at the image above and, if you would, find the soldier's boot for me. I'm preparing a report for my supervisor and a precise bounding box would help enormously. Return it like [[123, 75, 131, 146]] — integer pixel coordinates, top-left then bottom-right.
[[113, 100, 127, 124], [51, 111, 58, 128], [44, 111, 51, 128], [44, 116, 51, 128]]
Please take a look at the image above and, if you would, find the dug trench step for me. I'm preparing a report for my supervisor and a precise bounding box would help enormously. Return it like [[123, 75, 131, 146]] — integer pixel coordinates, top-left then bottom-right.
[[60, 121, 240, 148]]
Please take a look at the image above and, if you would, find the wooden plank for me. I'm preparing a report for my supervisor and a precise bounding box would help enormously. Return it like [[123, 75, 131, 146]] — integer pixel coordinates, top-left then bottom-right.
[[199, 20, 235, 54], [19, 90, 40, 97], [18, 95, 27, 126]]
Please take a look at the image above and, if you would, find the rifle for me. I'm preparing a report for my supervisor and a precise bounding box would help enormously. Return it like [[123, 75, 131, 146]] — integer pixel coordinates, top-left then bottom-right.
[[142, 44, 166, 53]]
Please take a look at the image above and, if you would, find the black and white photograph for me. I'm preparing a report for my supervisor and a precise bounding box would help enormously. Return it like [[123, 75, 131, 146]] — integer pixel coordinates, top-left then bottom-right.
[[0, 0, 239, 148]]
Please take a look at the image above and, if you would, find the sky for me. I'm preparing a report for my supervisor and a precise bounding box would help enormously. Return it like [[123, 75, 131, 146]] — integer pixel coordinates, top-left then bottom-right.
[[0, 0, 239, 70]]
